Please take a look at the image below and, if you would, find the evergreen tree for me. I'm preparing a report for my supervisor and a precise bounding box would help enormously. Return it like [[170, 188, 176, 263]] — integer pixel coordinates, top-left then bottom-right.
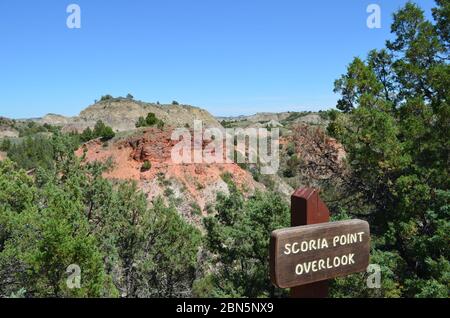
[[328, 1, 449, 298], [93, 120, 115, 141], [199, 181, 289, 297], [80, 127, 94, 142], [0, 133, 201, 298]]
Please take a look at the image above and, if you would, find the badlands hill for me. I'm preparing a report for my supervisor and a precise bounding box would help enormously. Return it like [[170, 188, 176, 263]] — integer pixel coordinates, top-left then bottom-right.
[[34, 97, 221, 132], [217, 111, 328, 128]]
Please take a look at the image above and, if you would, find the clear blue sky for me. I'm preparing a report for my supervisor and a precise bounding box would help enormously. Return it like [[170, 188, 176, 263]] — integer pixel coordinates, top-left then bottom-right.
[[0, 0, 435, 118]]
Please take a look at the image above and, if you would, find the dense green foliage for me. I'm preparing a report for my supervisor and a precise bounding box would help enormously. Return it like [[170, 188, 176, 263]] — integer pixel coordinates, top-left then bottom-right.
[[196, 179, 290, 297], [100, 95, 113, 101], [141, 160, 151, 172], [135, 113, 165, 129], [0, 138, 11, 152], [80, 120, 115, 142], [327, 1, 449, 298], [16, 122, 60, 138], [6, 132, 80, 171], [7, 135, 55, 171], [0, 133, 201, 297]]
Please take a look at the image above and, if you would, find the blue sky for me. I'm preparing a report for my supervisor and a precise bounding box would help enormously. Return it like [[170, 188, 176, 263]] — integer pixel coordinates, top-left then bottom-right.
[[0, 0, 436, 118]]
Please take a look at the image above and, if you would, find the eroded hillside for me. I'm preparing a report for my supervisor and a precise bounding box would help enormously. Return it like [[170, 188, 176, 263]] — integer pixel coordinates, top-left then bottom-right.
[[75, 127, 263, 226], [35, 98, 221, 132]]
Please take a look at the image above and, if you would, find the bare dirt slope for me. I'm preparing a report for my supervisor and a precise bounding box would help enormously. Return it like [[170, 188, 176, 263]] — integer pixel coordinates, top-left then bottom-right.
[[76, 127, 263, 226]]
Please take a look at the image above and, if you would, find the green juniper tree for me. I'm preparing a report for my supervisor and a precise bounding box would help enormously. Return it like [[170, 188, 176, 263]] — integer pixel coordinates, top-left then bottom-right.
[[0, 132, 201, 298], [198, 180, 290, 298], [328, 1, 449, 298]]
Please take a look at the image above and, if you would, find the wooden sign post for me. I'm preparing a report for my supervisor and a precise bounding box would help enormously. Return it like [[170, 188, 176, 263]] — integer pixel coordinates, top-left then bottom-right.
[[269, 188, 370, 298]]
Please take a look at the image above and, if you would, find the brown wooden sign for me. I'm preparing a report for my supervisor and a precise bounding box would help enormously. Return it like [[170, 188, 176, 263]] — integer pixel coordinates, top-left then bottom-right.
[[270, 219, 370, 289]]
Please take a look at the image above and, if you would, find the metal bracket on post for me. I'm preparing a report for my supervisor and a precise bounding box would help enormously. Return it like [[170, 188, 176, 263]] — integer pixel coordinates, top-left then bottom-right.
[[290, 188, 330, 298]]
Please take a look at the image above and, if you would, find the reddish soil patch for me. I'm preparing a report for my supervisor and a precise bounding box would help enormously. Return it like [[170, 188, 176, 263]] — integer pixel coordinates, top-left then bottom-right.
[[75, 128, 260, 205]]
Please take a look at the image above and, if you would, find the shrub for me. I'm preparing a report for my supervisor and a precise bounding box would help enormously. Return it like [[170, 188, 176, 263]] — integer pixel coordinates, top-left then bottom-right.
[[164, 187, 175, 197], [190, 202, 202, 216], [0, 157, 201, 298], [93, 120, 115, 141], [202, 188, 289, 297], [141, 160, 151, 172], [157, 120, 165, 130], [156, 172, 165, 184], [7, 135, 55, 170], [145, 113, 158, 126], [100, 94, 113, 101], [17, 121, 48, 137], [196, 181, 205, 190], [135, 117, 146, 128], [0, 138, 11, 152], [205, 203, 215, 215], [220, 172, 234, 186], [80, 127, 94, 142], [135, 113, 164, 129], [286, 142, 296, 156], [283, 154, 300, 178]]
